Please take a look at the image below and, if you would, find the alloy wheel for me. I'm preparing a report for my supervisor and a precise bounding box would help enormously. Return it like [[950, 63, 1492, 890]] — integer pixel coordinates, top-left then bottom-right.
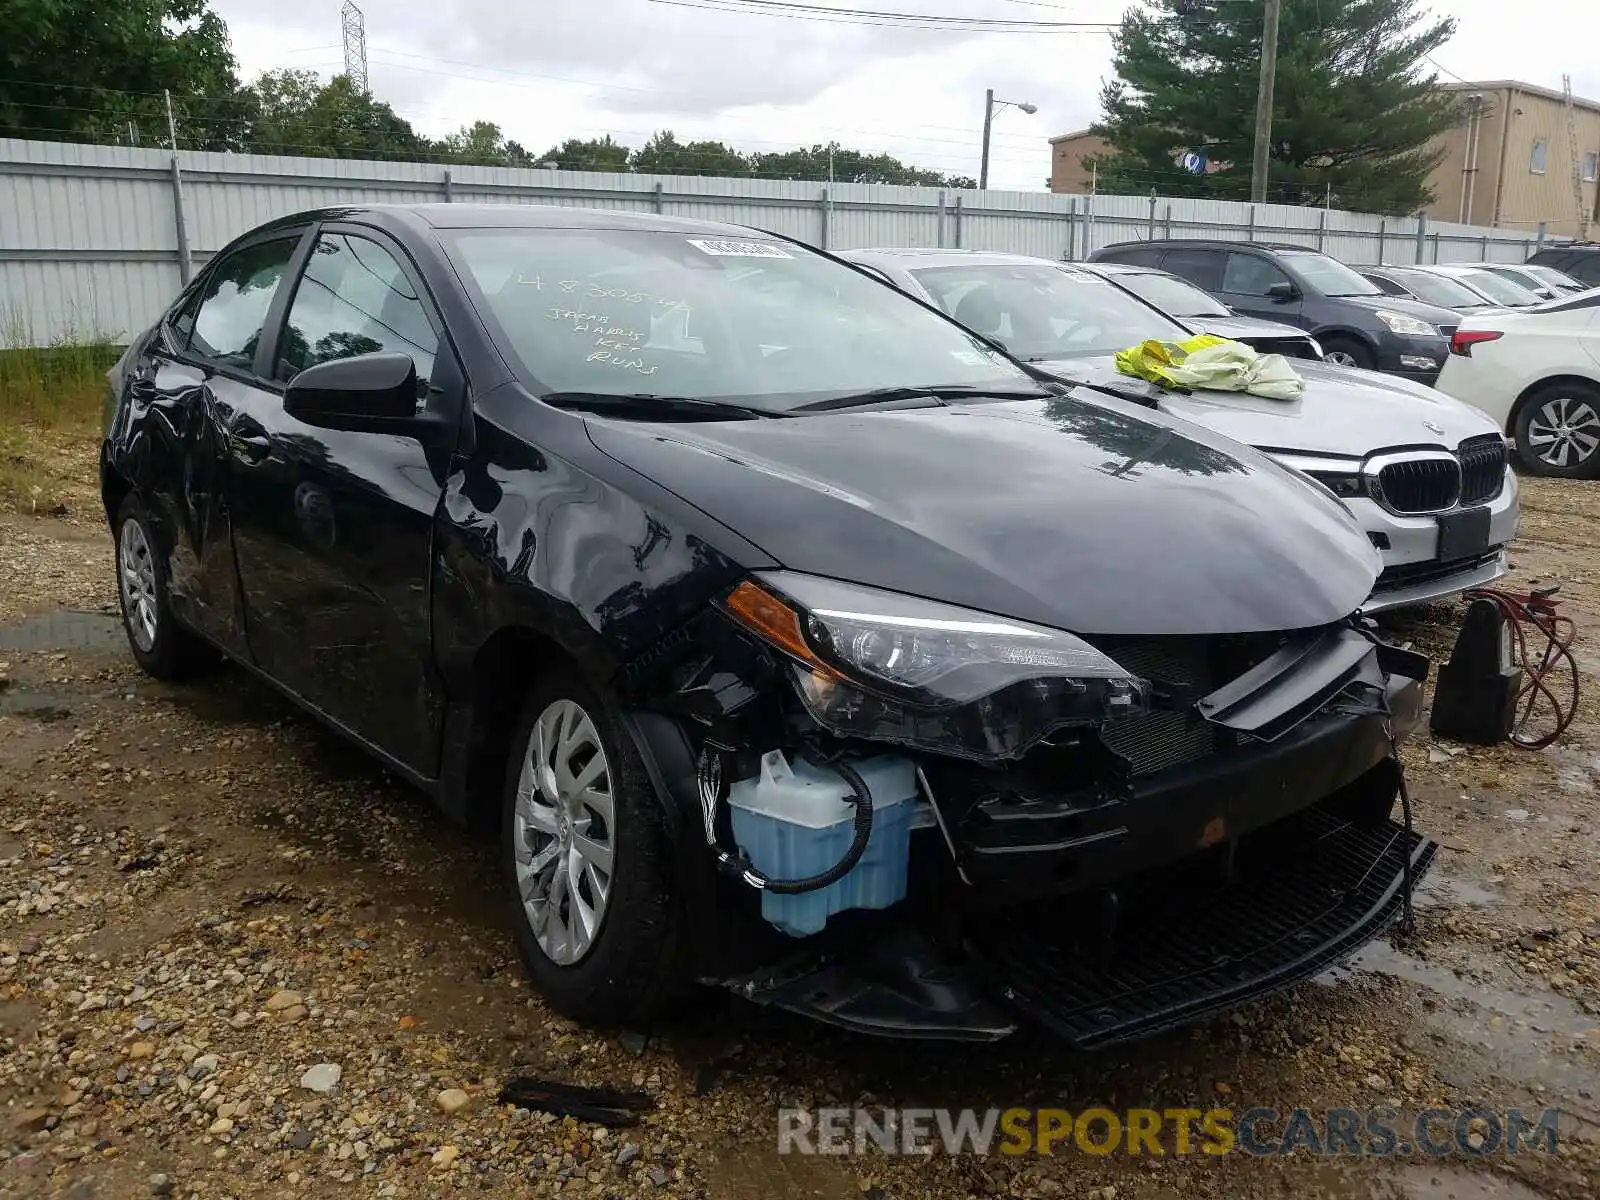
[[1323, 350, 1359, 367], [512, 699, 616, 966], [1527, 396, 1600, 469], [118, 519, 159, 653]]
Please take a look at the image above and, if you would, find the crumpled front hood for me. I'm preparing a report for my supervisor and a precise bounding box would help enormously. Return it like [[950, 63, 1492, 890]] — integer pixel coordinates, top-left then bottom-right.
[[1034, 355, 1504, 459], [584, 393, 1381, 637]]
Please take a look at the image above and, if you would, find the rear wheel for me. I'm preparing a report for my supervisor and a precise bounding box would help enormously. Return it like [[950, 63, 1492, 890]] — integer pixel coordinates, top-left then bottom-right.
[[114, 495, 215, 679], [1513, 383, 1600, 478], [1319, 336, 1374, 370], [501, 671, 683, 1025]]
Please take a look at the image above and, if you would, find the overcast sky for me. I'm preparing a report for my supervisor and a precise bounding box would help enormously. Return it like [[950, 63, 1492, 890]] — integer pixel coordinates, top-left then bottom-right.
[[209, 0, 1600, 191]]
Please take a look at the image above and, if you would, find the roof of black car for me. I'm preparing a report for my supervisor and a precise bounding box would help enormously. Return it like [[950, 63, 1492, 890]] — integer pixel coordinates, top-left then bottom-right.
[[258, 202, 769, 238]]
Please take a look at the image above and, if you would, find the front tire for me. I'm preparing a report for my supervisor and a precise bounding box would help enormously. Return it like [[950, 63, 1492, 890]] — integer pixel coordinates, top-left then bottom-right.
[[1513, 383, 1600, 478], [501, 671, 682, 1026], [1319, 336, 1375, 370], [114, 495, 214, 679]]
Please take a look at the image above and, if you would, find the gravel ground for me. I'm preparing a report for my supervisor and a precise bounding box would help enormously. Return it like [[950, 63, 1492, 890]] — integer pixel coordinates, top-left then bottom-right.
[[3, 470, 1600, 1200]]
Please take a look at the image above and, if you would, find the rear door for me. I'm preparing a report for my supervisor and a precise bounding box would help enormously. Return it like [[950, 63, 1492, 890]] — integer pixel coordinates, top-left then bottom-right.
[[1218, 252, 1304, 325], [225, 223, 461, 776], [122, 233, 305, 659]]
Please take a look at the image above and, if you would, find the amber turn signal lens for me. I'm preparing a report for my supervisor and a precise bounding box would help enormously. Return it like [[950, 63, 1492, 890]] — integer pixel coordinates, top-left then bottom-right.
[[723, 580, 839, 676]]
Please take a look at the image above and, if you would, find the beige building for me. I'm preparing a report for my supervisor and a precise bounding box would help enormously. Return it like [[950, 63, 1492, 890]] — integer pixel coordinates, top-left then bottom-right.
[[1049, 82, 1600, 238], [1048, 128, 1113, 193], [1421, 81, 1599, 237]]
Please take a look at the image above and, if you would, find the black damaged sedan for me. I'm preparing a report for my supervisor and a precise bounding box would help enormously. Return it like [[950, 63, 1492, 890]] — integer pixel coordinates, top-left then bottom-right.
[[101, 204, 1436, 1045]]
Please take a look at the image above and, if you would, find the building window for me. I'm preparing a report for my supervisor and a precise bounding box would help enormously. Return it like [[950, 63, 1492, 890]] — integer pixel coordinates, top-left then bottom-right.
[[1585, 151, 1599, 183], [1530, 138, 1548, 174]]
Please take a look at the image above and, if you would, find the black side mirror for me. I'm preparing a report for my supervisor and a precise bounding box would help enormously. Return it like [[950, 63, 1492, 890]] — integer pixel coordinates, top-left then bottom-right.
[[1266, 281, 1298, 301], [284, 352, 421, 433]]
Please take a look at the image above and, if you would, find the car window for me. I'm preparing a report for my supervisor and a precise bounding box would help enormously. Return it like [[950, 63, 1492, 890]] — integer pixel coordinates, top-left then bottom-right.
[[1567, 256, 1600, 285], [1111, 246, 1165, 268], [1363, 273, 1410, 296], [1276, 252, 1382, 297], [1222, 253, 1291, 296], [1453, 268, 1539, 306], [445, 229, 1029, 409], [189, 238, 300, 370], [276, 232, 438, 385], [909, 263, 1188, 361], [1527, 265, 1584, 290], [1111, 270, 1229, 317], [1386, 270, 1482, 309], [1160, 247, 1225, 290]]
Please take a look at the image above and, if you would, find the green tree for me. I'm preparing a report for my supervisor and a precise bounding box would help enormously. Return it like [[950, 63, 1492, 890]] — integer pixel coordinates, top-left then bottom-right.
[[539, 136, 632, 172], [749, 141, 974, 187], [0, 0, 247, 150], [1091, 0, 1460, 213], [246, 70, 426, 159], [436, 119, 516, 166], [630, 131, 749, 177]]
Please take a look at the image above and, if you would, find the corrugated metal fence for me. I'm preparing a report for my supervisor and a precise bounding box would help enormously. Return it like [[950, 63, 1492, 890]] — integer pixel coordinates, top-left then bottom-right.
[[0, 137, 1565, 345]]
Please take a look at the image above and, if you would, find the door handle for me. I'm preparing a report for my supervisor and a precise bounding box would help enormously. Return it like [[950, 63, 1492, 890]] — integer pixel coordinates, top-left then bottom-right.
[[228, 429, 273, 465]]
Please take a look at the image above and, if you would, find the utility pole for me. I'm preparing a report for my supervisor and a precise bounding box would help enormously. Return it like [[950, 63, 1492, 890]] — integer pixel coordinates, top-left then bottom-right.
[[980, 89, 994, 190], [978, 88, 1036, 191], [164, 89, 179, 152], [1250, 0, 1283, 204]]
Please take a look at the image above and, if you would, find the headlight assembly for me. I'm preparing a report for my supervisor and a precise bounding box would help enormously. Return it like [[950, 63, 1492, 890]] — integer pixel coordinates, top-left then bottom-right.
[[1267, 451, 1365, 501], [721, 573, 1147, 761], [1374, 309, 1438, 337]]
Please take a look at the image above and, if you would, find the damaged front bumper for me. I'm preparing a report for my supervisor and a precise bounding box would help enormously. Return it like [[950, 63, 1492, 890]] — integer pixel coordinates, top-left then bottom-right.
[[633, 614, 1436, 1046]]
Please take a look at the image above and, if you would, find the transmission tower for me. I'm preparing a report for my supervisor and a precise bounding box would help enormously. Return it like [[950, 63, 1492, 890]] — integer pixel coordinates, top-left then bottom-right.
[[341, 1, 369, 94]]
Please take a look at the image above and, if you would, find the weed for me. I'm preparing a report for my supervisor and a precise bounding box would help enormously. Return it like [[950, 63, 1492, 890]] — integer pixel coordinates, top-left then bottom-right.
[[0, 312, 119, 515]]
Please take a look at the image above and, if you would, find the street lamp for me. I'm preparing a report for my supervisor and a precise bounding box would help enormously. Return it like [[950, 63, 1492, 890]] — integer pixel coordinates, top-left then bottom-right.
[[980, 88, 1037, 190]]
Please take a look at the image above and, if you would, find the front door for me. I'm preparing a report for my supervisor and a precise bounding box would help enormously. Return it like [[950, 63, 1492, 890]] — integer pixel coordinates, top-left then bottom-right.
[[226, 224, 459, 776], [131, 234, 306, 658], [1218, 252, 1305, 326]]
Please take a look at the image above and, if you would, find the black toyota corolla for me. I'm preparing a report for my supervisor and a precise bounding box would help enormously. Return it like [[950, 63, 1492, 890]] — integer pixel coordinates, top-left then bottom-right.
[[101, 204, 1435, 1046]]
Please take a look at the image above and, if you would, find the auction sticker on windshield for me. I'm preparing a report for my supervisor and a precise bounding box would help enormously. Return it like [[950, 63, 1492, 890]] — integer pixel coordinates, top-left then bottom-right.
[[686, 238, 794, 258]]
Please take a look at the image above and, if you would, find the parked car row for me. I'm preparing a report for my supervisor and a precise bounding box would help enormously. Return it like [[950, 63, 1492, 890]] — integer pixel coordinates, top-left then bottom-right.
[[845, 247, 1518, 611], [1079, 238, 1600, 479], [104, 203, 1450, 1049]]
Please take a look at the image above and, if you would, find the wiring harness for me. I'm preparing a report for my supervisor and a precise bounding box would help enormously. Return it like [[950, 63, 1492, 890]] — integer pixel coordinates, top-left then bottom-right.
[[1463, 585, 1580, 750]]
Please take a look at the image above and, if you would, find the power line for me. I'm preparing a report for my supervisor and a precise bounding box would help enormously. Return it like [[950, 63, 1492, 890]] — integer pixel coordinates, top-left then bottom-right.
[[646, 0, 1116, 31]]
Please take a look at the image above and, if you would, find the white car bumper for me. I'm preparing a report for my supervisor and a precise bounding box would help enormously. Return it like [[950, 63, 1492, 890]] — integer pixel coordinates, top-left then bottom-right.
[[1353, 467, 1519, 612]]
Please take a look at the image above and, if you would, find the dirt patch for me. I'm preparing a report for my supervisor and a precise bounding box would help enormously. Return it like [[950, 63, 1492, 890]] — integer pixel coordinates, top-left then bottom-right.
[[0, 476, 1598, 1199]]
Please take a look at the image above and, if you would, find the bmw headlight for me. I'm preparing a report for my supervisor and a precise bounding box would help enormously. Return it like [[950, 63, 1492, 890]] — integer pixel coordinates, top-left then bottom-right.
[[721, 572, 1147, 761], [1374, 309, 1439, 337], [1267, 451, 1365, 501]]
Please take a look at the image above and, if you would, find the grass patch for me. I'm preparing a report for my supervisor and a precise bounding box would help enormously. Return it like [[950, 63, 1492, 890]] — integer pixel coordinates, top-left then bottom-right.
[[0, 327, 120, 516]]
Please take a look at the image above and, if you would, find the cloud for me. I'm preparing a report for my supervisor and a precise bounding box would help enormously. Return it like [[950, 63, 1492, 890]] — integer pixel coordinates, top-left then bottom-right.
[[207, 0, 1597, 193]]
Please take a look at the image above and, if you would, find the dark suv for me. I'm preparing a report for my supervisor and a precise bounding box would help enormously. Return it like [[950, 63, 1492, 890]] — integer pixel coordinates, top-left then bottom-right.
[[1089, 240, 1460, 384], [1527, 243, 1600, 288]]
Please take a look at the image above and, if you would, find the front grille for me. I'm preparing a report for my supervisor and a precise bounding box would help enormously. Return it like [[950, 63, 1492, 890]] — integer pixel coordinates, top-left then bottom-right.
[[1457, 434, 1508, 504], [1375, 549, 1501, 591], [1373, 457, 1460, 514], [1084, 633, 1284, 776], [974, 804, 1438, 1047]]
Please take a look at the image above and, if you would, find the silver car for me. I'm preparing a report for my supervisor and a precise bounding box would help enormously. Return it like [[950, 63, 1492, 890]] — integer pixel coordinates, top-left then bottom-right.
[[842, 248, 1520, 612]]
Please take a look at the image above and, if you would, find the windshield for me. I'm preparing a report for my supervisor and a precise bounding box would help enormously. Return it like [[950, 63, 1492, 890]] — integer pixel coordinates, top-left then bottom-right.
[[1280, 252, 1382, 297], [1454, 269, 1540, 306], [1385, 270, 1484, 309], [443, 228, 1029, 410], [1108, 270, 1230, 317], [1527, 264, 1584, 291], [907, 264, 1187, 361]]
